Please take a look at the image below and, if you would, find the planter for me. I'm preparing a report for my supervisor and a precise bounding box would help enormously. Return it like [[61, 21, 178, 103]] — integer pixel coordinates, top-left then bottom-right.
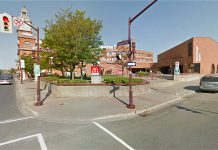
[[42, 81, 150, 98]]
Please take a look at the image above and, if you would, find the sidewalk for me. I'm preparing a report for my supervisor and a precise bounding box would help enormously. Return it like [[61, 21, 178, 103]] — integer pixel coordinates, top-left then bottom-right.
[[15, 77, 200, 123]]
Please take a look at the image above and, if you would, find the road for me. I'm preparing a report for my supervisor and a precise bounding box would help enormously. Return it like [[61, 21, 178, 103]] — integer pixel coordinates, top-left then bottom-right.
[[0, 82, 218, 150]]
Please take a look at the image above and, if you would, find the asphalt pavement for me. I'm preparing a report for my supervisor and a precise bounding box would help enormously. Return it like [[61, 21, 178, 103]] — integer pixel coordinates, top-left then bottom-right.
[[15, 77, 201, 123]]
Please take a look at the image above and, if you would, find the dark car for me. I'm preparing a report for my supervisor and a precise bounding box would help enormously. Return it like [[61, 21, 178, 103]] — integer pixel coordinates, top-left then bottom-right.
[[200, 74, 218, 92]]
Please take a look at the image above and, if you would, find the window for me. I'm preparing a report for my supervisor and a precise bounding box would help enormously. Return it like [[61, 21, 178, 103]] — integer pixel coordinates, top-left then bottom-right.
[[188, 42, 193, 56], [23, 41, 32, 47]]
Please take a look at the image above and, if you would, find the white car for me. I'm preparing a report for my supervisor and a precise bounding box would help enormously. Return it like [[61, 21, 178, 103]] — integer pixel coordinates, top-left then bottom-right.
[[200, 74, 218, 92], [0, 76, 12, 85]]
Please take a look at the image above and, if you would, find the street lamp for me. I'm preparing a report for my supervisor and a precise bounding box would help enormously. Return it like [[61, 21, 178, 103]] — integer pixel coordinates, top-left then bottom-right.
[[127, 0, 158, 109]]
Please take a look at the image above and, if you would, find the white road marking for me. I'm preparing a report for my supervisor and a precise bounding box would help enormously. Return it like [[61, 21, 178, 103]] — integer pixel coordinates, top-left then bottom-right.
[[0, 133, 47, 150], [93, 122, 135, 150], [0, 117, 34, 124]]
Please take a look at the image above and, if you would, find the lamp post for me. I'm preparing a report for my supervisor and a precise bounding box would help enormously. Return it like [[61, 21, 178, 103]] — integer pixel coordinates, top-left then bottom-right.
[[24, 21, 42, 106], [127, 0, 158, 109]]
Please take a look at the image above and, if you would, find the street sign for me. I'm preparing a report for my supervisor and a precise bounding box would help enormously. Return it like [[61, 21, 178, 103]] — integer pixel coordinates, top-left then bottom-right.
[[34, 64, 41, 76], [127, 62, 136, 67], [13, 17, 23, 27], [174, 61, 180, 75], [117, 40, 129, 46], [20, 59, 25, 68]]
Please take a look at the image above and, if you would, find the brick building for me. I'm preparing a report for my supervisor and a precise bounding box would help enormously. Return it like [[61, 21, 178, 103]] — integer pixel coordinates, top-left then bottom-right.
[[85, 46, 153, 76], [16, 7, 37, 79], [157, 37, 218, 75]]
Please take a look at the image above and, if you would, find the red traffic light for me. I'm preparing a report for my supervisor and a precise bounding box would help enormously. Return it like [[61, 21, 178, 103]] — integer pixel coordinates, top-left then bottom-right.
[[3, 16, 9, 22]]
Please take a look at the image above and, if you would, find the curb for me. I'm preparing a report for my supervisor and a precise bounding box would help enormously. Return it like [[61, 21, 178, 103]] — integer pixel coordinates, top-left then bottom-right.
[[93, 90, 197, 122]]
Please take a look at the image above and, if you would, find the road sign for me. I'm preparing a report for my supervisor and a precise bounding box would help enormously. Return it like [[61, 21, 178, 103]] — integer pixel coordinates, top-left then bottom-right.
[[13, 17, 23, 27], [117, 40, 129, 46], [20, 59, 25, 68], [127, 62, 136, 67], [174, 61, 180, 75], [34, 64, 41, 76]]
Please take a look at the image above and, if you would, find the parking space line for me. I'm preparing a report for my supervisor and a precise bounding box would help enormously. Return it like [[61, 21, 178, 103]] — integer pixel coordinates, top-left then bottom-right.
[[0, 117, 34, 124], [93, 122, 135, 150], [0, 133, 47, 150]]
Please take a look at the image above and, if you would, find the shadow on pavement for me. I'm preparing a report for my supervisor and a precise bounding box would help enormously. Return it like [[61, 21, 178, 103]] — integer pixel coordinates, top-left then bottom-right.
[[174, 105, 204, 114], [42, 83, 52, 102], [110, 85, 128, 106], [183, 86, 199, 92]]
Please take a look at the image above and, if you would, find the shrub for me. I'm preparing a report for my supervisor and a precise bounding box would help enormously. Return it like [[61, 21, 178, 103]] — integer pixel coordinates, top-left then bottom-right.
[[57, 79, 90, 84], [103, 75, 143, 84], [43, 76, 59, 82], [136, 71, 149, 77]]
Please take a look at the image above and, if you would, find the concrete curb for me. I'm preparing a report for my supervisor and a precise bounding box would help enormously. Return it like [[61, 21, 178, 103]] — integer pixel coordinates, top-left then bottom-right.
[[93, 90, 196, 122], [15, 78, 199, 123]]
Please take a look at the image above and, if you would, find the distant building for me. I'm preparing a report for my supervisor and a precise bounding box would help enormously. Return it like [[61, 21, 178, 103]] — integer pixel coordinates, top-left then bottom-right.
[[157, 37, 218, 75], [86, 45, 154, 76]]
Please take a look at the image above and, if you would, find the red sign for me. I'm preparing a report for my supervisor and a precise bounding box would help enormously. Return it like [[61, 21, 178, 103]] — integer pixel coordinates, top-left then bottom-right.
[[91, 66, 100, 75], [13, 17, 23, 27]]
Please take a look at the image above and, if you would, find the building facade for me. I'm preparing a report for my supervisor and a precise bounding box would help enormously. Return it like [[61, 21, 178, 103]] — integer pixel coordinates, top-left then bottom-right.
[[88, 46, 154, 76], [157, 37, 218, 75], [16, 7, 37, 79], [17, 7, 36, 58]]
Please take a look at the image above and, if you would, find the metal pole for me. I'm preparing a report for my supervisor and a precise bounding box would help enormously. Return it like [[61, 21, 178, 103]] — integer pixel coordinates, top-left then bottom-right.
[[126, 0, 158, 109], [127, 17, 135, 109], [20, 67, 23, 84], [35, 27, 42, 106], [23, 21, 42, 106]]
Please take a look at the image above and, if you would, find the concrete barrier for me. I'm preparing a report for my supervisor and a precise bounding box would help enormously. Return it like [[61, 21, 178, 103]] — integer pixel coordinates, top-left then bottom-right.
[[46, 82, 150, 98]]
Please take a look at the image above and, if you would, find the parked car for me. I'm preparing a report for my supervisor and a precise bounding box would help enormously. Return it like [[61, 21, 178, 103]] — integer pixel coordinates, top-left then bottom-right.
[[200, 74, 218, 92], [0, 76, 12, 85]]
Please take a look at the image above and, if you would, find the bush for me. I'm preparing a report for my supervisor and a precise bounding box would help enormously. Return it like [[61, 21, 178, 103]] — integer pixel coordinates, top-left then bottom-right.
[[103, 75, 143, 84], [57, 79, 90, 84], [43, 76, 59, 82], [136, 71, 149, 77]]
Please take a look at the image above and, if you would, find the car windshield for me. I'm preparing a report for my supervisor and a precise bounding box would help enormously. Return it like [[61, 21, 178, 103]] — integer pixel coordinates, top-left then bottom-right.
[[0, 76, 10, 80], [201, 76, 218, 82]]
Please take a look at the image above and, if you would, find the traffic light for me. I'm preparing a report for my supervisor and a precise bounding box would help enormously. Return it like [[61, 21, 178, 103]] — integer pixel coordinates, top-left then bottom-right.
[[0, 13, 12, 33]]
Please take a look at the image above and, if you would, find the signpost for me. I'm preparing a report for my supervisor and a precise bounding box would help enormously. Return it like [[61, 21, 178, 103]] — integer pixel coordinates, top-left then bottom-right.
[[117, 40, 129, 46], [127, 62, 136, 67], [91, 65, 101, 84], [174, 61, 180, 75]]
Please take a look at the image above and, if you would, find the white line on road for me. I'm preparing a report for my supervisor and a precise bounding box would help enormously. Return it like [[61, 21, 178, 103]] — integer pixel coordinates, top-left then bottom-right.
[[0, 133, 47, 150], [0, 117, 34, 124], [93, 121, 135, 150]]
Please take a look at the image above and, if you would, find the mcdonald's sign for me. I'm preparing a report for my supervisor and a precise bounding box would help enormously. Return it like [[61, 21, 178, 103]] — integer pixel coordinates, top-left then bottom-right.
[[91, 66, 100, 75]]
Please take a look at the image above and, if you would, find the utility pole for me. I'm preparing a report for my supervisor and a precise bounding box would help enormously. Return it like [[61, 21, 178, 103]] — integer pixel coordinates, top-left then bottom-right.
[[127, 0, 158, 109]]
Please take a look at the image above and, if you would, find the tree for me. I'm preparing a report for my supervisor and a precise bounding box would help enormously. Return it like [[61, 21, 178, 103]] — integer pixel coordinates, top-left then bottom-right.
[[42, 9, 103, 79], [21, 55, 34, 78]]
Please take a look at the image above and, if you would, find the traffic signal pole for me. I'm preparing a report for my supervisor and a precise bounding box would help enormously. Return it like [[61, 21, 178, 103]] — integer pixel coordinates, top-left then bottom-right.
[[24, 22, 42, 106], [127, 0, 158, 109]]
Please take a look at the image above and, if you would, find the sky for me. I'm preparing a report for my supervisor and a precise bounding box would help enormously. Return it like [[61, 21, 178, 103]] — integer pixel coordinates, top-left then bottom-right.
[[1, 0, 218, 69]]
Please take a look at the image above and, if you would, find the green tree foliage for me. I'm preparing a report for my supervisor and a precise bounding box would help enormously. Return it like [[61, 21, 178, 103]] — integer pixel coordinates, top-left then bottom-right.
[[21, 55, 34, 77], [42, 9, 103, 79]]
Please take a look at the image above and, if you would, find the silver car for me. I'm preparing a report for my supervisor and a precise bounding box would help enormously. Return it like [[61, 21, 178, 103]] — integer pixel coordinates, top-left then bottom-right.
[[200, 74, 218, 92], [0, 76, 12, 85]]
